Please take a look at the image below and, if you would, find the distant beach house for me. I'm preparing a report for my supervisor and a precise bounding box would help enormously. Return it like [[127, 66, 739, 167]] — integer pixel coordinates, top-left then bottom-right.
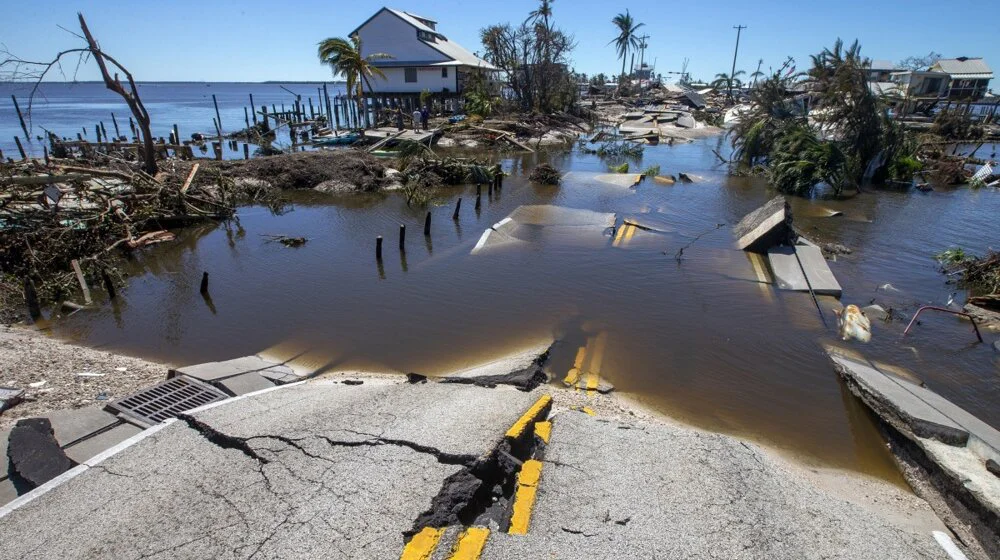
[[351, 7, 496, 96], [927, 57, 993, 100]]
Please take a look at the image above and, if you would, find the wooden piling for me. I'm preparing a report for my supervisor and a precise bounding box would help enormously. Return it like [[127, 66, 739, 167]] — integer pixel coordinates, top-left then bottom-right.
[[249, 94, 258, 124], [23, 277, 41, 320], [399, 224, 406, 250], [11, 95, 29, 139], [376, 236, 383, 260], [244, 106, 250, 129], [475, 184, 482, 210], [261, 106, 270, 132], [243, 143, 250, 159], [212, 94, 223, 133], [424, 211, 432, 236], [308, 97, 314, 118], [14, 136, 26, 161], [173, 124, 180, 149], [200, 271, 209, 294], [111, 113, 121, 138], [128, 117, 136, 138], [43, 145, 49, 166], [95, 124, 102, 144], [101, 270, 116, 300], [100, 121, 107, 140], [453, 197, 462, 220]]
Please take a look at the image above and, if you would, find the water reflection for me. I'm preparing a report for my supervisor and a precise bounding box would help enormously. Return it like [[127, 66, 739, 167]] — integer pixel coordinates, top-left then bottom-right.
[[51, 137, 1000, 479]]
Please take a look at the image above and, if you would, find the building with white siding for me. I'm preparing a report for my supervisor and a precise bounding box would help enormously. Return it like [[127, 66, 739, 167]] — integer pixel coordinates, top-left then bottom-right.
[[351, 7, 496, 95]]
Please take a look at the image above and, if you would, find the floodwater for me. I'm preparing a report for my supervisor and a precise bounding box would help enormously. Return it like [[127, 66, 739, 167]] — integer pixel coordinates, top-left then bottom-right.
[[47, 133, 1000, 482]]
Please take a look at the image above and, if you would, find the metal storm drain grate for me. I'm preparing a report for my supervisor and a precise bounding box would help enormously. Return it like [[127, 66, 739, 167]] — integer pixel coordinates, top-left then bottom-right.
[[109, 376, 228, 426]]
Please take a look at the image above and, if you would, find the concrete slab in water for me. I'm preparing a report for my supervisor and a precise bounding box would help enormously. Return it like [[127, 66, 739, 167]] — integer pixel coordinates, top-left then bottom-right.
[[734, 195, 792, 252], [472, 206, 615, 255], [594, 173, 642, 188], [826, 351, 968, 446], [216, 372, 276, 396], [768, 245, 842, 297], [621, 212, 676, 233], [63, 423, 143, 464]]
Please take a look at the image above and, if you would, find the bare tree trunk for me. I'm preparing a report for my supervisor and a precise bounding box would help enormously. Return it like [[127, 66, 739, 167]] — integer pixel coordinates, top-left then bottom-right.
[[77, 13, 157, 174]]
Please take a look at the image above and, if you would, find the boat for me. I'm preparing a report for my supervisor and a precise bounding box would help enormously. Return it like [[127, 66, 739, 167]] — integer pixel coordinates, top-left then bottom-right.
[[313, 133, 359, 146]]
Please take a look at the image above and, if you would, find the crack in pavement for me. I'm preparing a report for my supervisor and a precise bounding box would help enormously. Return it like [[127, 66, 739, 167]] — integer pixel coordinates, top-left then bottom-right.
[[177, 414, 272, 464]]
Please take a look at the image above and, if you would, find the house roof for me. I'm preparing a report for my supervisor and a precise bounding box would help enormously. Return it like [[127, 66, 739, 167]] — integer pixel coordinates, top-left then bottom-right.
[[869, 60, 897, 71], [930, 57, 993, 79], [351, 7, 497, 71]]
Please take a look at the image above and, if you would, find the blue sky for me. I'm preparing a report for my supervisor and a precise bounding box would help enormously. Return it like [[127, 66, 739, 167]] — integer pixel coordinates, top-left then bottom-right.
[[1, 0, 996, 85]]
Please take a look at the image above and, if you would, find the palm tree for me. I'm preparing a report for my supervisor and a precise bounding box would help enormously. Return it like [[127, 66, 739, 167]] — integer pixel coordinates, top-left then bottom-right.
[[711, 70, 745, 91], [609, 11, 644, 84], [317, 35, 391, 127], [527, 0, 554, 31]]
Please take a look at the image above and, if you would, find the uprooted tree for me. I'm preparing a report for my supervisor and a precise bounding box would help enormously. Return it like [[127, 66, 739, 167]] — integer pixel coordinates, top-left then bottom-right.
[[0, 13, 158, 174]]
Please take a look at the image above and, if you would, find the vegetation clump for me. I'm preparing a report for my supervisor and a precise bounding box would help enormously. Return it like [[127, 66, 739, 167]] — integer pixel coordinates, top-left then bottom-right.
[[529, 163, 561, 184], [936, 248, 1000, 295]]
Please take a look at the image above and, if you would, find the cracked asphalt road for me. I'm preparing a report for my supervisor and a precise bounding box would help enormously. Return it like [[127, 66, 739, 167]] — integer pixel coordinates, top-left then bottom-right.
[[0, 379, 542, 559], [483, 410, 948, 560]]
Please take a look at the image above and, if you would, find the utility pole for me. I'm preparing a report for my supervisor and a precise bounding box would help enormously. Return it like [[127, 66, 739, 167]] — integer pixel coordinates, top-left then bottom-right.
[[752, 58, 763, 89], [637, 34, 650, 76], [729, 25, 747, 101]]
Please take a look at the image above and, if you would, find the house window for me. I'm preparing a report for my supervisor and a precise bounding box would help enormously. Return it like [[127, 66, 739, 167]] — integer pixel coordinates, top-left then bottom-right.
[[442, 67, 448, 78], [405, 68, 417, 83]]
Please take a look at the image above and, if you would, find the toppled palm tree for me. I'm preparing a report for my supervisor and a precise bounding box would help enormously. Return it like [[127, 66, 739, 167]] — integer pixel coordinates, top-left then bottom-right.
[[317, 35, 391, 128], [609, 10, 644, 87]]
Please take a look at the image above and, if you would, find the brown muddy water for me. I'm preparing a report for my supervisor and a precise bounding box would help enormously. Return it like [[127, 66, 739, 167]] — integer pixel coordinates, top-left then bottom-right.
[[49, 135, 1000, 481]]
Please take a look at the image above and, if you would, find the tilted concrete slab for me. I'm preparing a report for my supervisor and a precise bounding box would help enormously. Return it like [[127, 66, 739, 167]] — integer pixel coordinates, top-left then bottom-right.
[[42, 407, 120, 447], [216, 372, 276, 396], [828, 353, 968, 445], [734, 195, 792, 252], [0, 380, 545, 559], [62, 423, 143, 464], [472, 206, 615, 255], [483, 411, 942, 559], [171, 355, 300, 384], [768, 245, 843, 297]]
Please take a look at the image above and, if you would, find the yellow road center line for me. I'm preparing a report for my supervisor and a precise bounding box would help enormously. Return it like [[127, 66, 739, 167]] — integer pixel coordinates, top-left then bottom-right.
[[623, 224, 636, 243], [585, 370, 598, 394], [563, 367, 580, 387], [534, 421, 552, 444], [505, 395, 553, 439], [612, 224, 627, 246], [448, 527, 490, 560], [508, 460, 543, 535], [400, 527, 445, 560]]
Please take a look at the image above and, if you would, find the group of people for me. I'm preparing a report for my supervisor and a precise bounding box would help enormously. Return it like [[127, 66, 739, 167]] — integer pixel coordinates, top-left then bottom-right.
[[394, 105, 430, 132]]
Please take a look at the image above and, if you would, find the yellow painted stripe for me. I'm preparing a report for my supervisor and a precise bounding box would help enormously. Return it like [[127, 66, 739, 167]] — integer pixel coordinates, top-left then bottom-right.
[[563, 367, 580, 387], [401, 527, 445, 560], [508, 460, 543, 535], [571, 406, 595, 416], [534, 421, 552, 444], [623, 224, 636, 243], [572, 346, 587, 368], [589, 333, 607, 375], [585, 370, 599, 393], [448, 527, 490, 560], [505, 395, 553, 439], [612, 224, 627, 246]]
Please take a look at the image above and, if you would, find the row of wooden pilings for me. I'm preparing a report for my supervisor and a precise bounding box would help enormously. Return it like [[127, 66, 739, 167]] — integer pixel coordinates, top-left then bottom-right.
[[375, 173, 504, 265]]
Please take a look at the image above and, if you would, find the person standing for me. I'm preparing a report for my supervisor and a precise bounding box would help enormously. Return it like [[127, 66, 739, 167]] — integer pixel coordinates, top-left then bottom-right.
[[412, 108, 422, 131], [420, 106, 429, 131]]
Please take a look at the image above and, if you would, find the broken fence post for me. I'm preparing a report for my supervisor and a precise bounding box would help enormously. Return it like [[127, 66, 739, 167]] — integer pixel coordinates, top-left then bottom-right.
[[23, 277, 41, 319], [376, 236, 383, 260], [111, 113, 121, 138], [200, 271, 209, 295], [424, 211, 432, 236], [249, 93, 258, 124], [453, 198, 462, 220], [399, 224, 406, 251], [475, 184, 482, 210]]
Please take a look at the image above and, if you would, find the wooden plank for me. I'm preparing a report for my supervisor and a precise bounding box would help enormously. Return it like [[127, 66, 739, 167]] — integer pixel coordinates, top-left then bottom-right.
[[180, 163, 200, 193], [71, 259, 93, 305], [0, 174, 92, 186]]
